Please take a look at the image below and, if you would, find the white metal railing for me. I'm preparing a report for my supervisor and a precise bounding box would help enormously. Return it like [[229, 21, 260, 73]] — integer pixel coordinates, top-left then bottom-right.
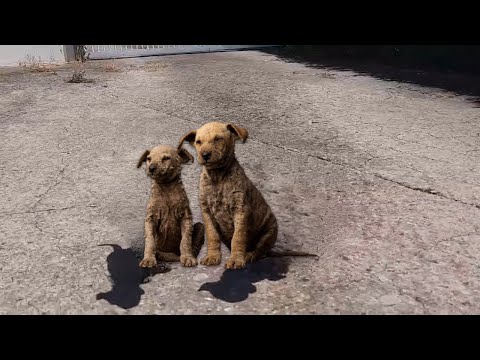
[[84, 45, 275, 60]]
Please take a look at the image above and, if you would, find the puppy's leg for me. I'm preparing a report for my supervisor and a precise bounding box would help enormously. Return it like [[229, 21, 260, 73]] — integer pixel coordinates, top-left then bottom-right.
[[179, 212, 198, 267], [245, 222, 278, 263], [225, 211, 249, 270], [140, 218, 157, 268], [157, 252, 180, 262], [192, 222, 205, 257], [200, 209, 222, 266]]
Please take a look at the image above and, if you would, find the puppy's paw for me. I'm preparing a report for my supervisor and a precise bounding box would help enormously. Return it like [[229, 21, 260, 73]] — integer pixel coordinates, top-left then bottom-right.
[[245, 251, 259, 264], [139, 256, 157, 268], [200, 252, 222, 266], [180, 254, 198, 267], [225, 256, 246, 270]]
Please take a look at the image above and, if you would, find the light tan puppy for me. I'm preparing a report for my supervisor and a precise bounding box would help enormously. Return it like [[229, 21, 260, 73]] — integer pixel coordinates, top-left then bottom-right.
[[137, 145, 204, 268], [179, 122, 316, 270]]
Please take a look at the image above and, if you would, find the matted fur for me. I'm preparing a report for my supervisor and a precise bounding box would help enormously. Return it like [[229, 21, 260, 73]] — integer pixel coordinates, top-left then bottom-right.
[[137, 145, 204, 268], [178, 122, 279, 269]]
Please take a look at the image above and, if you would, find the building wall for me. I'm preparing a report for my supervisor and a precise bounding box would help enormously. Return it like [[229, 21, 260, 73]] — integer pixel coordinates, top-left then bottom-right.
[[0, 45, 66, 67]]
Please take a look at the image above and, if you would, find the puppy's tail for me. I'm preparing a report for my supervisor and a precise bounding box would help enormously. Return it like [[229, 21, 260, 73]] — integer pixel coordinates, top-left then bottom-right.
[[266, 249, 318, 258], [98, 244, 122, 251]]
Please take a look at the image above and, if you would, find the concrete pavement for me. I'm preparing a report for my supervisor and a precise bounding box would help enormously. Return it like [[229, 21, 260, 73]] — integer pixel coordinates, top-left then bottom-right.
[[1, 50, 479, 314]]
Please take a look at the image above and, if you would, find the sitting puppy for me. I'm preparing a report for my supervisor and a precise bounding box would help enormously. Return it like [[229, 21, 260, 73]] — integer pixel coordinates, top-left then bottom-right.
[[179, 122, 315, 270], [137, 145, 204, 268]]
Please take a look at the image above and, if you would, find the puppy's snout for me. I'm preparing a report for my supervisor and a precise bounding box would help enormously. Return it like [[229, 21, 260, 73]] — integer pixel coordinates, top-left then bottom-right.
[[148, 164, 156, 173], [202, 152, 211, 162]]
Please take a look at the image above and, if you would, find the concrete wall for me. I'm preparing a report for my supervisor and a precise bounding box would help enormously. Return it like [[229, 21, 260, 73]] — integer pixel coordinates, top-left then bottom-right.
[[0, 45, 66, 67]]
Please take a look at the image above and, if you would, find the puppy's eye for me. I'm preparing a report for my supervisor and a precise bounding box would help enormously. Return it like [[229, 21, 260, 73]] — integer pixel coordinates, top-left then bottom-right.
[[213, 136, 222, 143], [196, 140, 202, 145], [147, 157, 151, 161], [163, 156, 171, 161]]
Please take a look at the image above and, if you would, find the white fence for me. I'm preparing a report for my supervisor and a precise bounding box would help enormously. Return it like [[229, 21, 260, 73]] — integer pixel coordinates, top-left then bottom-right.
[[85, 45, 276, 60], [0, 45, 278, 66]]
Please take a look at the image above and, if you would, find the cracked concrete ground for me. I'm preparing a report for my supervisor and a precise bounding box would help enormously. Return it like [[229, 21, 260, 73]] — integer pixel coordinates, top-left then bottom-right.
[[1, 50, 480, 314]]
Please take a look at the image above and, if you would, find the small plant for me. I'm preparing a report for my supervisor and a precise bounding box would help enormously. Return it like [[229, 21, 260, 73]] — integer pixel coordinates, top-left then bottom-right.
[[142, 62, 168, 72], [104, 60, 120, 72], [18, 54, 57, 74], [66, 61, 94, 83], [317, 72, 336, 79]]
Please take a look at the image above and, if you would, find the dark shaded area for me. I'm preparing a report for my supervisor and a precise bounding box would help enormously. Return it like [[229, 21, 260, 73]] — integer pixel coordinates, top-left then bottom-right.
[[96, 244, 171, 310], [264, 46, 480, 105], [198, 257, 290, 303]]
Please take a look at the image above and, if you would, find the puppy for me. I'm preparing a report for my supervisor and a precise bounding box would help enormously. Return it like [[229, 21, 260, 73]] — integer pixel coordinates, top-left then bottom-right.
[[137, 145, 204, 268], [179, 122, 315, 270]]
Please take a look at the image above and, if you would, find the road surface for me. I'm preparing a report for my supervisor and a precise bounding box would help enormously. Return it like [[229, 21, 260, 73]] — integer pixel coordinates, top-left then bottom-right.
[[1, 50, 479, 314]]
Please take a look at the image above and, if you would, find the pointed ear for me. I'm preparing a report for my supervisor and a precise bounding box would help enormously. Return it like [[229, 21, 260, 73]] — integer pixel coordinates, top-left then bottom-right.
[[137, 150, 150, 168], [178, 148, 194, 164], [226, 123, 248, 143], [178, 130, 197, 149]]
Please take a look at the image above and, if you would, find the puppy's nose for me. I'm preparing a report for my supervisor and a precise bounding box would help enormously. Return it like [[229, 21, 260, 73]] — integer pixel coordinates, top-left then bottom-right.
[[148, 164, 156, 172], [202, 152, 211, 161]]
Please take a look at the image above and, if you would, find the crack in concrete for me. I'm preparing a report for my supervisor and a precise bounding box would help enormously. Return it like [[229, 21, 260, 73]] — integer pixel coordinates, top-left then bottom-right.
[[412, 295, 428, 315], [387, 146, 454, 165], [374, 175, 480, 210], [100, 89, 480, 212], [27, 301, 43, 314], [31, 165, 66, 212], [435, 231, 480, 246], [374, 175, 442, 196], [33, 220, 43, 234], [25, 100, 87, 237], [56, 236, 74, 257], [0, 204, 98, 217], [262, 140, 480, 210]]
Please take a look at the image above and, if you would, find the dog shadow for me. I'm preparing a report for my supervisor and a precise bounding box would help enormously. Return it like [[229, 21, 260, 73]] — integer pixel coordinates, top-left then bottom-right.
[[198, 257, 290, 303], [96, 244, 171, 310]]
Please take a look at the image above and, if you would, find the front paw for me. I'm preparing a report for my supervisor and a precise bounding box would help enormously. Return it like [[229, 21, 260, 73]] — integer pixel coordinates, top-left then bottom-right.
[[180, 254, 198, 267], [139, 255, 157, 268], [225, 255, 246, 270], [200, 252, 222, 266], [245, 251, 259, 264]]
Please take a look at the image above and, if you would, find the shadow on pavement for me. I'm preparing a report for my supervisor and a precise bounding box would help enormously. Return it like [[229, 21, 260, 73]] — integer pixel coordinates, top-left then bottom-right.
[[96, 244, 170, 310], [198, 257, 290, 303], [264, 46, 480, 107]]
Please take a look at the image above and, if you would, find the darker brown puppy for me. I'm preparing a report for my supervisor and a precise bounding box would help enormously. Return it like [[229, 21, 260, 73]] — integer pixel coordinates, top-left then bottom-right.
[[179, 122, 314, 270], [137, 145, 204, 268]]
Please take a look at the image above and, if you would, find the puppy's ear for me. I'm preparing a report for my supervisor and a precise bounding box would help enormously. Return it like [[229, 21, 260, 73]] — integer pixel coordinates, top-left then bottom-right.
[[137, 150, 150, 168], [178, 148, 194, 164], [178, 130, 197, 149], [226, 123, 248, 143]]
